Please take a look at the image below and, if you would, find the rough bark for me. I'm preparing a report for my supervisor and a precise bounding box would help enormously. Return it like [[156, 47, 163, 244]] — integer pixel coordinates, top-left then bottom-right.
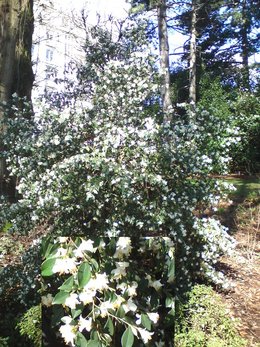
[[0, 0, 34, 200], [189, 0, 197, 117], [157, 0, 172, 122]]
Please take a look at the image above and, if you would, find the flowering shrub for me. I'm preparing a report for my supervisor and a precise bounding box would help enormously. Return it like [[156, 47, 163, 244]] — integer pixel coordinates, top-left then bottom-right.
[[0, 242, 41, 307], [41, 236, 175, 346], [0, 17, 238, 345]]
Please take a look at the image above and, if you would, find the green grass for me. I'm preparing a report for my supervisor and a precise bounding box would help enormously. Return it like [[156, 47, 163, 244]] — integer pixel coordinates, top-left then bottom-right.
[[223, 177, 260, 200], [175, 285, 247, 347]]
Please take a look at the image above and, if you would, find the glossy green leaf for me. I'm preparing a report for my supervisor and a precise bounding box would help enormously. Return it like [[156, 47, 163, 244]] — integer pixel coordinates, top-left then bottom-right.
[[75, 332, 88, 347], [71, 307, 83, 319], [53, 290, 70, 305], [121, 327, 134, 347], [165, 296, 174, 308], [41, 257, 56, 277], [104, 316, 114, 335], [141, 313, 151, 330], [77, 262, 91, 288], [90, 258, 99, 271], [87, 340, 101, 347], [59, 275, 74, 291], [167, 260, 175, 279], [116, 305, 126, 318]]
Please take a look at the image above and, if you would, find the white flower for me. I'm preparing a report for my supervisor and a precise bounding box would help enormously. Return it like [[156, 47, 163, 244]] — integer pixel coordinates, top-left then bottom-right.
[[113, 237, 132, 259], [99, 300, 115, 317], [41, 293, 53, 307], [139, 328, 154, 343], [78, 316, 92, 332], [150, 279, 163, 291], [79, 288, 96, 305], [54, 247, 67, 257], [93, 273, 109, 291], [52, 257, 77, 274], [122, 299, 137, 313], [64, 293, 80, 309], [127, 282, 138, 297], [111, 262, 129, 280], [147, 312, 159, 324], [113, 295, 125, 308], [117, 282, 127, 293], [144, 117, 154, 131], [58, 237, 68, 243], [74, 239, 96, 257], [52, 135, 60, 145], [59, 322, 76, 346]]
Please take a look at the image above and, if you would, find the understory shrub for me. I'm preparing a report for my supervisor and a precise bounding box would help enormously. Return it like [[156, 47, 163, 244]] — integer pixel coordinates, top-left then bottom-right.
[[16, 304, 42, 347], [175, 285, 247, 347]]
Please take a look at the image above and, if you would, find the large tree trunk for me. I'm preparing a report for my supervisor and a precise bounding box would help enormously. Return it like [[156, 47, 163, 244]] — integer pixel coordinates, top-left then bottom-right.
[[157, 0, 172, 122], [189, 0, 197, 117], [0, 0, 34, 201]]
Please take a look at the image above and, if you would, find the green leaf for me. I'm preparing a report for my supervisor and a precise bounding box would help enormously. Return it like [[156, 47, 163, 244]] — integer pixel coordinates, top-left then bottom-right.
[[59, 275, 74, 292], [87, 340, 101, 347], [167, 260, 175, 280], [167, 308, 175, 317], [2, 222, 12, 233], [48, 243, 61, 257], [77, 262, 91, 288], [121, 327, 134, 347], [41, 257, 57, 277], [90, 258, 99, 271], [165, 296, 174, 308], [71, 307, 83, 319], [51, 305, 65, 327], [141, 313, 151, 330], [116, 305, 126, 318], [75, 332, 88, 347], [150, 291, 160, 309], [104, 317, 114, 336], [53, 291, 70, 305]]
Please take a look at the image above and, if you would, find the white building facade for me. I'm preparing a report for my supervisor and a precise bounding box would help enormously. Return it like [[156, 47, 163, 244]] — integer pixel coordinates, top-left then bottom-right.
[[32, 0, 87, 99]]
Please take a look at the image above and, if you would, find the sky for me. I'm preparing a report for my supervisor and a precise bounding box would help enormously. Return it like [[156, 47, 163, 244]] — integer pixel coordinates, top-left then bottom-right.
[[53, 0, 259, 66], [76, 0, 186, 63]]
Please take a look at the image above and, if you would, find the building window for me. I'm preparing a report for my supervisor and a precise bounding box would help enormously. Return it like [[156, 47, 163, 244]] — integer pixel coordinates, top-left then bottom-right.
[[45, 65, 57, 79], [46, 32, 53, 40], [46, 48, 53, 62]]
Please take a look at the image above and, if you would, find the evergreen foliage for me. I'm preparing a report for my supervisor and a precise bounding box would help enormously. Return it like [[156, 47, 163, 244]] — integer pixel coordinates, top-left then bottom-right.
[[175, 284, 247, 347]]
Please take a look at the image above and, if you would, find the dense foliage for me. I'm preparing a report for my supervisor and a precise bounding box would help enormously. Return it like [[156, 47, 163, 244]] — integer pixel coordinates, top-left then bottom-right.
[[0, 6, 255, 346], [42, 236, 175, 346], [175, 284, 247, 347]]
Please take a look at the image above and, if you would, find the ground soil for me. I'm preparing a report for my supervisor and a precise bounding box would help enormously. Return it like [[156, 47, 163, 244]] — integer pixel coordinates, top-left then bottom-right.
[[217, 195, 260, 346]]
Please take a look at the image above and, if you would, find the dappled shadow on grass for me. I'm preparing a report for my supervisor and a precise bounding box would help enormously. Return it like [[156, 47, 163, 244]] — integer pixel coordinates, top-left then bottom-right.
[[215, 176, 260, 346], [214, 175, 260, 235]]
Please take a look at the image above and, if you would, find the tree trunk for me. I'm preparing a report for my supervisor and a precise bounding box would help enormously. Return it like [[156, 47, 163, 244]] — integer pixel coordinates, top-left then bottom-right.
[[189, 0, 197, 117], [0, 0, 34, 201], [157, 0, 172, 122], [241, 0, 250, 90]]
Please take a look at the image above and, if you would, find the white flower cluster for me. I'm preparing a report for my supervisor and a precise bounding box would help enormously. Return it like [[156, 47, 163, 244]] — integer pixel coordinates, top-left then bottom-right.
[[41, 237, 175, 346]]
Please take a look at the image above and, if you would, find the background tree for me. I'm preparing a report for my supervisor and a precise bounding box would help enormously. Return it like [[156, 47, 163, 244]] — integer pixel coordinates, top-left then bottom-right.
[[0, 0, 34, 201]]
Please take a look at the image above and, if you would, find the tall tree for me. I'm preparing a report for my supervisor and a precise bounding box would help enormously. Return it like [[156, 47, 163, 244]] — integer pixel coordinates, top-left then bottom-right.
[[189, 0, 197, 114], [157, 0, 172, 120], [130, 0, 173, 121], [0, 0, 34, 200], [178, 0, 259, 90]]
